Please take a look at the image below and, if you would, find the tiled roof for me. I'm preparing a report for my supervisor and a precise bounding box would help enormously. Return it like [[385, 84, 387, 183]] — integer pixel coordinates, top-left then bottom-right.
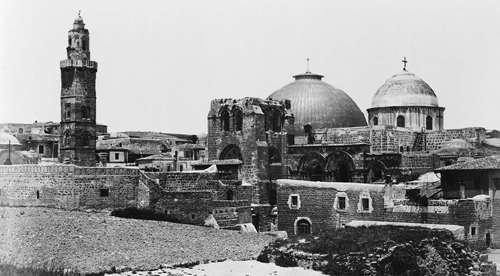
[[136, 153, 173, 161], [176, 143, 206, 150], [435, 155, 500, 171], [194, 159, 242, 166]]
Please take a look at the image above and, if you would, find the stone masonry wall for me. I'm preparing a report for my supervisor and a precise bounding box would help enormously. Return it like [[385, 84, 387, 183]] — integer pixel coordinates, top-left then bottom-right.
[[277, 180, 492, 245], [308, 126, 485, 154], [0, 165, 140, 210]]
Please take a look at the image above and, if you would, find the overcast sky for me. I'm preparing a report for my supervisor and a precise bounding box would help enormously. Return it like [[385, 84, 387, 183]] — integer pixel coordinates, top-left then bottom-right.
[[1, 0, 499, 135]]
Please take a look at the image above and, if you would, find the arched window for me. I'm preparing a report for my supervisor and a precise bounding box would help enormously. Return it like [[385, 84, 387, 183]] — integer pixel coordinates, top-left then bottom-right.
[[399, 146, 404, 153], [406, 146, 411, 152], [426, 116, 433, 130], [82, 37, 87, 51], [65, 103, 71, 119], [68, 36, 71, 46], [303, 124, 312, 134], [233, 109, 243, 131], [397, 115, 405, 127], [296, 219, 311, 235], [272, 110, 281, 132], [81, 131, 89, 147], [227, 189, 234, 200], [373, 116, 378, 126], [18, 128, 24, 134], [220, 109, 230, 131], [82, 105, 88, 119], [64, 132, 70, 146]]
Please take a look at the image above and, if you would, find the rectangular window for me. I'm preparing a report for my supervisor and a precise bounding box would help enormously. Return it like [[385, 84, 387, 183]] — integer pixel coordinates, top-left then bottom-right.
[[115, 153, 120, 160], [362, 198, 369, 211], [338, 196, 346, 210], [38, 145, 45, 154], [291, 195, 298, 207], [100, 189, 109, 197], [471, 226, 477, 236]]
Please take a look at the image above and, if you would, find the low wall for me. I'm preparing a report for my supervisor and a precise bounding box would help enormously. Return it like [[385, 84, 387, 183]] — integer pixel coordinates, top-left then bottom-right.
[[0, 165, 141, 210]]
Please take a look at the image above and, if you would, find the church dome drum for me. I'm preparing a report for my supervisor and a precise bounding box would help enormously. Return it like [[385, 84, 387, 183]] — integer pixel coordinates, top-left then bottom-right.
[[267, 71, 367, 133], [368, 63, 445, 132]]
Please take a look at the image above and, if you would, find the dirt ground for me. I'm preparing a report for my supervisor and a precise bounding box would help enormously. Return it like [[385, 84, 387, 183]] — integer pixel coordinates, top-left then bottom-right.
[[0, 207, 276, 274]]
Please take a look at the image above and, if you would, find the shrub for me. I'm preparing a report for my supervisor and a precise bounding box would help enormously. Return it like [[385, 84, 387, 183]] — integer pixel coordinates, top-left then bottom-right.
[[111, 207, 180, 223]]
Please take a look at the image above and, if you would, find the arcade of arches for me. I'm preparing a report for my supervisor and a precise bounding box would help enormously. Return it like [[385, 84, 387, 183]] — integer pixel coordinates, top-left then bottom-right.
[[296, 151, 357, 182]]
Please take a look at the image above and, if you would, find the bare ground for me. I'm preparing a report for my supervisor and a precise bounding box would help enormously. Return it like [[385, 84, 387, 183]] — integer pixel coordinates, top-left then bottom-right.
[[0, 207, 276, 274]]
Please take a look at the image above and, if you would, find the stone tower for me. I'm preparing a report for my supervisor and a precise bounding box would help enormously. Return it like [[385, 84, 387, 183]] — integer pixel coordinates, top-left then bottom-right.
[[59, 13, 98, 166]]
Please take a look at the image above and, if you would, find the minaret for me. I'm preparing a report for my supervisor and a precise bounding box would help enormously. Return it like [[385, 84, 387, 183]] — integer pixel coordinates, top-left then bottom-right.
[[59, 12, 98, 166]]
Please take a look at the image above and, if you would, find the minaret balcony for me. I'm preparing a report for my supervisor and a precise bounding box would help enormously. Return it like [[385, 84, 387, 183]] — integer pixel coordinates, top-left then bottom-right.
[[60, 59, 98, 69]]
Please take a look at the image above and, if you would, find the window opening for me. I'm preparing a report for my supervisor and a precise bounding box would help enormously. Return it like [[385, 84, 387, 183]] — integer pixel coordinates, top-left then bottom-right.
[[227, 189, 234, 200], [362, 198, 369, 211], [38, 145, 45, 154], [426, 116, 433, 130], [297, 219, 311, 235], [65, 103, 71, 119], [291, 195, 298, 207], [115, 153, 120, 160], [338, 196, 346, 210], [234, 109, 243, 131], [221, 109, 230, 131], [36, 191, 40, 199], [272, 110, 281, 132], [373, 116, 378, 126], [82, 131, 89, 147], [471, 226, 477, 236], [397, 115, 405, 127], [18, 128, 23, 134], [100, 189, 109, 197]]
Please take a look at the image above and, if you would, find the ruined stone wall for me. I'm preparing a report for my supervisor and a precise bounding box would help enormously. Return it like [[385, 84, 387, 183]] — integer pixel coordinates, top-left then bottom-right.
[[0, 165, 140, 210], [277, 180, 492, 245], [142, 171, 255, 228]]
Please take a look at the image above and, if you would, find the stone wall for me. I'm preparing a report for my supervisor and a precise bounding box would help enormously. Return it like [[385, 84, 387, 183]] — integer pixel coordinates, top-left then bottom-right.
[[0, 165, 140, 210], [309, 125, 485, 154], [277, 179, 493, 245]]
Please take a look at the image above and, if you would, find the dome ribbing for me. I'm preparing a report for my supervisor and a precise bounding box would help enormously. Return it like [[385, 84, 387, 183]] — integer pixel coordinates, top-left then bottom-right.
[[267, 71, 367, 132]]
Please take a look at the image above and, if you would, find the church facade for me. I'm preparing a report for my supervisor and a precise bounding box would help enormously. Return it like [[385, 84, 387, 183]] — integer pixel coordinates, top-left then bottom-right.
[[205, 61, 498, 234]]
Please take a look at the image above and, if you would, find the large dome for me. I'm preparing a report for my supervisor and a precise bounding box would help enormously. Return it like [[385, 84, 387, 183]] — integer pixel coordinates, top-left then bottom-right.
[[267, 71, 367, 131], [372, 70, 439, 108]]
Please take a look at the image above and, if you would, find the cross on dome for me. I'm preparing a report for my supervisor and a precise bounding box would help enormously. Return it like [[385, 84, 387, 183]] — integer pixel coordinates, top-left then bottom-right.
[[402, 57, 408, 71]]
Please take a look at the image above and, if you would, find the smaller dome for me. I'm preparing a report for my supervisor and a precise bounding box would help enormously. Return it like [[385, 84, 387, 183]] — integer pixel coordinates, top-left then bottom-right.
[[372, 70, 439, 108], [74, 16, 83, 23]]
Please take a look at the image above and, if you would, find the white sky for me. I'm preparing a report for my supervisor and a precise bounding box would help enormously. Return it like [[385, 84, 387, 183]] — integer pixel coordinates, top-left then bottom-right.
[[1, 0, 499, 135]]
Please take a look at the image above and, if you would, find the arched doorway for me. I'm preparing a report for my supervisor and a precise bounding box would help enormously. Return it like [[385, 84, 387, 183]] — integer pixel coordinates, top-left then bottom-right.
[[295, 218, 311, 235], [310, 162, 324, 181], [220, 145, 242, 161], [325, 151, 355, 183], [298, 152, 326, 181], [365, 160, 387, 183], [337, 163, 350, 182]]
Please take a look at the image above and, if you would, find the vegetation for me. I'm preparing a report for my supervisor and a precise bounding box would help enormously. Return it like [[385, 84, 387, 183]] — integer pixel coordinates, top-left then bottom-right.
[[111, 207, 180, 223], [0, 263, 103, 276], [259, 226, 482, 276]]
